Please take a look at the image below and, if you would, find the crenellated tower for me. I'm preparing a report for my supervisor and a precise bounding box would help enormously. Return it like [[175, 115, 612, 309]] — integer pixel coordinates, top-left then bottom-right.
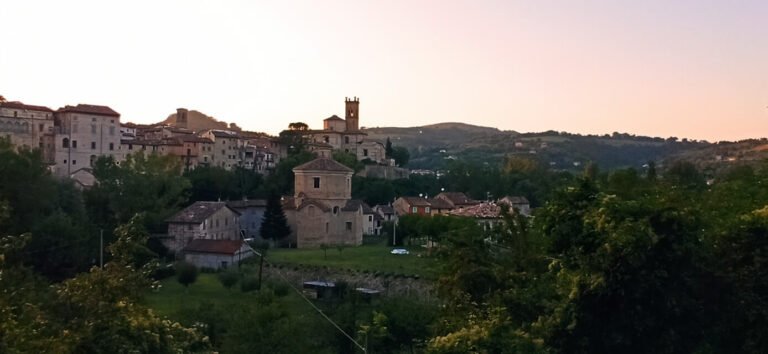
[[344, 97, 359, 131]]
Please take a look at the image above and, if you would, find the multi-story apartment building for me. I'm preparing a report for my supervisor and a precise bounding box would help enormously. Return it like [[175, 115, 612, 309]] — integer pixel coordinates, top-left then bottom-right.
[[201, 129, 241, 170], [54, 104, 122, 176], [0, 101, 56, 163]]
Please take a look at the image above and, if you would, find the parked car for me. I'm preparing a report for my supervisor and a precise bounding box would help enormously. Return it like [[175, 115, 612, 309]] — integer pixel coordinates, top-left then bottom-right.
[[390, 248, 409, 255]]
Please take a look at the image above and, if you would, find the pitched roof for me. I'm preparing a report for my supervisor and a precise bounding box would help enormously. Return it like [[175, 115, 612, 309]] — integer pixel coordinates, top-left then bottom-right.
[[0, 101, 54, 112], [437, 192, 478, 206], [398, 196, 431, 207], [361, 202, 374, 214], [374, 204, 395, 214], [57, 104, 120, 117], [208, 130, 240, 138], [449, 202, 502, 219], [342, 199, 365, 212], [166, 201, 238, 224], [298, 199, 331, 212], [324, 115, 345, 121], [426, 198, 454, 210], [293, 158, 353, 173], [227, 199, 267, 208], [183, 239, 245, 255]]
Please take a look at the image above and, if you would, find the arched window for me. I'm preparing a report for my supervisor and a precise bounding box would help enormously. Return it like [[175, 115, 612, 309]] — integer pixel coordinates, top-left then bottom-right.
[[62, 138, 70, 148], [333, 206, 339, 215]]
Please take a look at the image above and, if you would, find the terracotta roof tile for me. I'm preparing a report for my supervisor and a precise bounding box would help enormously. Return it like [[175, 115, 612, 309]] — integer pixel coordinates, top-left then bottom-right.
[[293, 158, 353, 173], [183, 239, 245, 255], [0, 101, 54, 112], [57, 104, 120, 117], [166, 201, 238, 224]]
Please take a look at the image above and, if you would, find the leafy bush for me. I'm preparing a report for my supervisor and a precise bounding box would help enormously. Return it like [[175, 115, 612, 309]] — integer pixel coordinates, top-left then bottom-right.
[[240, 276, 260, 292], [218, 269, 240, 290], [175, 261, 198, 288]]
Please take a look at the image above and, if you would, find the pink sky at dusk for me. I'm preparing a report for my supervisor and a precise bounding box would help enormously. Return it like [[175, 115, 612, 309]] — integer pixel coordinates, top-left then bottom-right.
[[1, 0, 766, 141]]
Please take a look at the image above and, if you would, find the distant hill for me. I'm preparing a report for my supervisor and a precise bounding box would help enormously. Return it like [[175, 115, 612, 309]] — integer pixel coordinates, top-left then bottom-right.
[[365, 123, 723, 171], [162, 110, 241, 132], [364, 123, 507, 152]]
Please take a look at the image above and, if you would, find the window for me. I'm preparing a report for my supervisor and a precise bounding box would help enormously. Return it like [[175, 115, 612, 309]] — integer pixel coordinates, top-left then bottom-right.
[[412, 207, 418, 213], [63, 159, 67, 164], [109, 126, 115, 136], [109, 143, 114, 150], [72, 140, 77, 148], [91, 142, 96, 149], [128, 144, 133, 150], [345, 136, 350, 144], [72, 160, 76, 165], [13, 111, 17, 117], [39, 124, 44, 132], [62, 138, 69, 148], [187, 224, 193, 231], [222, 149, 225, 155], [92, 118, 96, 122], [216, 219, 219, 227], [363, 149, 368, 156], [333, 206, 339, 215], [426, 207, 431, 213], [91, 125, 97, 134], [346, 222, 352, 231], [325, 222, 329, 233], [313, 177, 320, 189], [368, 215, 373, 222]]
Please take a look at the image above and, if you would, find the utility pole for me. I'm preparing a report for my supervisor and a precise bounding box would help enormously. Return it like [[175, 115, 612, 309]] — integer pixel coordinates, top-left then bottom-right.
[[99, 229, 104, 268]]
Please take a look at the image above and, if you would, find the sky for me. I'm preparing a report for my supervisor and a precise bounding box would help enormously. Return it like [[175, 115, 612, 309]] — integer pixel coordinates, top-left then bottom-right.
[[1, 0, 767, 141]]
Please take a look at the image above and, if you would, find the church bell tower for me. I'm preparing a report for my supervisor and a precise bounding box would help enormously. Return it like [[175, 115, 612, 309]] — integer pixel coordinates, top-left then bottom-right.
[[344, 97, 359, 131]]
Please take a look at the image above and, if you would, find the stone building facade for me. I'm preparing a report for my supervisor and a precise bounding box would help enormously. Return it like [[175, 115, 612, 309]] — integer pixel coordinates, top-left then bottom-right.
[[299, 97, 387, 164], [0, 101, 56, 163], [165, 201, 241, 253], [283, 157, 364, 248], [54, 104, 123, 176]]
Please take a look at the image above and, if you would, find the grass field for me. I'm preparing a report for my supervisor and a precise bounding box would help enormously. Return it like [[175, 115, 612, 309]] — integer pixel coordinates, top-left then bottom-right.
[[265, 243, 439, 279], [145, 273, 308, 318]]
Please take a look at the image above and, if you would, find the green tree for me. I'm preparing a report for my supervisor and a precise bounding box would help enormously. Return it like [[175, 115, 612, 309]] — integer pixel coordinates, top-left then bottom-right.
[[175, 261, 199, 288], [390, 146, 410, 166], [218, 268, 240, 290], [0, 217, 208, 352], [260, 192, 291, 246], [332, 150, 363, 172], [385, 137, 393, 157], [86, 152, 191, 233]]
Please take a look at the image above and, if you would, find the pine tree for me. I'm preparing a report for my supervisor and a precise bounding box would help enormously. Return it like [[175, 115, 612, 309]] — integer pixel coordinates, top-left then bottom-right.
[[260, 192, 291, 246]]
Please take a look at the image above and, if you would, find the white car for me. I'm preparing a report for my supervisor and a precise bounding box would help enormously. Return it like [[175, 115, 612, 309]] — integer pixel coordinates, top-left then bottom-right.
[[390, 248, 409, 255]]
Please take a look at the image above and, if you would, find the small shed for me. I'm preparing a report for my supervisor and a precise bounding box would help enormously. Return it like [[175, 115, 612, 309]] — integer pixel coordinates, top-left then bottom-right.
[[303, 281, 338, 299], [183, 239, 253, 269]]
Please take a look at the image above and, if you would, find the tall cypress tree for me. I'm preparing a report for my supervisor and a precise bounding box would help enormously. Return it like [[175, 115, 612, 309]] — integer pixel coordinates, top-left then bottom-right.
[[260, 192, 291, 246], [385, 137, 393, 158]]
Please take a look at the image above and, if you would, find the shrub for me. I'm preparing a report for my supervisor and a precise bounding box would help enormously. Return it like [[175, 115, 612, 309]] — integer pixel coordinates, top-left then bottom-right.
[[175, 261, 198, 288], [152, 264, 175, 280], [240, 276, 260, 292], [218, 269, 240, 290]]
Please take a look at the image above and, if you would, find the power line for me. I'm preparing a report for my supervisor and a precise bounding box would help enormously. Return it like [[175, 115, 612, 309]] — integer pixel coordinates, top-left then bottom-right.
[[244, 243, 367, 353]]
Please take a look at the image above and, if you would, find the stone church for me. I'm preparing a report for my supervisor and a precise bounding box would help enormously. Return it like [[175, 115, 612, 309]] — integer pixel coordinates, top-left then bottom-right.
[[304, 97, 387, 164], [282, 157, 364, 248]]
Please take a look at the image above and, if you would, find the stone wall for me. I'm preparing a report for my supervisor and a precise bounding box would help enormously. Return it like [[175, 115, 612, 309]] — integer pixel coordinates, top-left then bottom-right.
[[260, 263, 436, 299]]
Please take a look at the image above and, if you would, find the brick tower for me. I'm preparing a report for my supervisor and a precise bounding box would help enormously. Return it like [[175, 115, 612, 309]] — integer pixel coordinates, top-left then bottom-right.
[[344, 97, 359, 131]]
